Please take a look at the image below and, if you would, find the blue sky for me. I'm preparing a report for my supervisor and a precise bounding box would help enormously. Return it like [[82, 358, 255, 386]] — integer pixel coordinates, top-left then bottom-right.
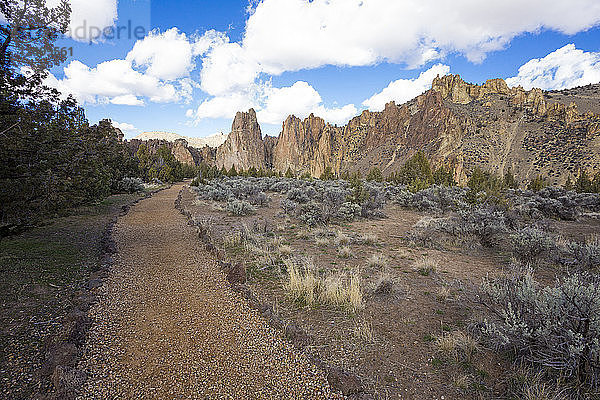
[[46, 0, 600, 139]]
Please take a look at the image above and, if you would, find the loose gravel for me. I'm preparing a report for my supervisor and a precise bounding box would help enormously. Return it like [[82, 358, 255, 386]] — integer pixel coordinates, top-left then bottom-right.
[[78, 185, 339, 399]]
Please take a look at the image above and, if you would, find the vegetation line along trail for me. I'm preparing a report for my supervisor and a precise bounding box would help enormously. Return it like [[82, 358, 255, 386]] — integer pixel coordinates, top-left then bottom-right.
[[79, 184, 336, 399]]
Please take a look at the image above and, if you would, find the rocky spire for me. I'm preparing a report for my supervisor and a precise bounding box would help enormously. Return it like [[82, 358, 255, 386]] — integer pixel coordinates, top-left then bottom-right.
[[216, 109, 268, 170]]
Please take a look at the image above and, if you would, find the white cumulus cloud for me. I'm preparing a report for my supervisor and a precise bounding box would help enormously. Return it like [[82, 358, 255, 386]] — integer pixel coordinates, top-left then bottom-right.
[[46, 59, 179, 105], [240, 0, 600, 73], [45, 0, 600, 132], [258, 81, 356, 125], [46, 28, 202, 106], [127, 28, 195, 81], [258, 81, 322, 125], [506, 44, 600, 90], [188, 81, 357, 126], [111, 121, 139, 135], [47, 0, 118, 42], [192, 91, 258, 120], [194, 0, 600, 115], [198, 35, 261, 97], [363, 64, 451, 111], [110, 95, 144, 106]]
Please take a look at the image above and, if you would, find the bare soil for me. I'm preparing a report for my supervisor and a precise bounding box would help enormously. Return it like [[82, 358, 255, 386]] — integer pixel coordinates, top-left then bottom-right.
[[79, 184, 338, 399], [0, 192, 144, 399], [180, 188, 514, 399]]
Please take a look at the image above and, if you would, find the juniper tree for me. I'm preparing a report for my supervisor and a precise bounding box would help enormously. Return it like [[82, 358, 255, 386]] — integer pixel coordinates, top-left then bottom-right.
[[0, 0, 71, 73]]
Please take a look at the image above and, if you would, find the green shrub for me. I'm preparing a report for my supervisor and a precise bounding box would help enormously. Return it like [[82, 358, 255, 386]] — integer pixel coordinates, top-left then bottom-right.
[[527, 175, 548, 192], [117, 177, 144, 193], [284, 167, 295, 178], [566, 238, 600, 270], [366, 167, 384, 182], [503, 168, 519, 189], [319, 166, 335, 181], [456, 206, 508, 247], [389, 151, 433, 188], [510, 227, 555, 264], [225, 199, 256, 216], [482, 270, 600, 391], [433, 165, 456, 186], [466, 167, 506, 205]]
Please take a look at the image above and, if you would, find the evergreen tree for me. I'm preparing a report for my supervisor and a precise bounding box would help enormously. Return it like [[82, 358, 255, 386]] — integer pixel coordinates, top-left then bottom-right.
[[1, 0, 71, 73], [592, 172, 600, 193], [396, 151, 433, 187], [575, 168, 593, 193], [503, 168, 519, 189], [319, 166, 335, 180], [300, 172, 312, 180], [347, 172, 369, 204], [247, 166, 258, 177], [433, 165, 456, 186], [467, 167, 506, 204], [366, 167, 384, 182], [565, 176, 574, 191], [136, 144, 151, 180], [527, 175, 548, 192]]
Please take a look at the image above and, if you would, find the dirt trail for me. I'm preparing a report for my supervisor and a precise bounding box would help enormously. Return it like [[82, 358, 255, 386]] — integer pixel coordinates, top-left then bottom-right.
[[79, 184, 336, 399]]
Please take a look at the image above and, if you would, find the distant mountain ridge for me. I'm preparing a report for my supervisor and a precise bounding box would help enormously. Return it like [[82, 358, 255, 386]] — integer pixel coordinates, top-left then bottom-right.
[[200, 75, 600, 186], [128, 75, 600, 186], [133, 131, 227, 148]]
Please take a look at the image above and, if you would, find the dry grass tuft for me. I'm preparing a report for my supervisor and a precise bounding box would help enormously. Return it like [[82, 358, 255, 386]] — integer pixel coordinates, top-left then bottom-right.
[[319, 270, 363, 313], [297, 229, 312, 240], [286, 258, 319, 306], [276, 223, 287, 232], [436, 286, 451, 301], [315, 237, 330, 247], [223, 231, 245, 247], [334, 231, 351, 246], [246, 243, 266, 255], [415, 257, 438, 276], [358, 233, 378, 246], [353, 319, 374, 342], [521, 379, 566, 400], [337, 246, 353, 259], [277, 244, 293, 257], [396, 248, 411, 259], [367, 253, 388, 268], [258, 252, 280, 270], [285, 257, 363, 312], [435, 331, 478, 363], [348, 273, 363, 312], [451, 373, 471, 390], [270, 236, 284, 248], [320, 274, 345, 306], [313, 227, 332, 237]]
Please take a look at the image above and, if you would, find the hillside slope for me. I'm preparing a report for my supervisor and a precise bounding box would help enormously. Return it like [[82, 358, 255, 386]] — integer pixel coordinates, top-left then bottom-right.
[[134, 131, 227, 149], [211, 75, 600, 185]]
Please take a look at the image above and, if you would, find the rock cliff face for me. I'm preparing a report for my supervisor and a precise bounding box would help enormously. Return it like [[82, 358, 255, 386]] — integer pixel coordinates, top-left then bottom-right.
[[133, 75, 600, 186], [261, 75, 599, 185], [126, 138, 214, 167], [273, 114, 332, 176], [133, 131, 227, 148], [215, 109, 271, 170], [171, 139, 196, 166]]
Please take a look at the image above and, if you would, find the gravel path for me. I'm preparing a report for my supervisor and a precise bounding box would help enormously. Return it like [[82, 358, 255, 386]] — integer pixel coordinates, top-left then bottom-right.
[[79, 184, 338, 399]]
